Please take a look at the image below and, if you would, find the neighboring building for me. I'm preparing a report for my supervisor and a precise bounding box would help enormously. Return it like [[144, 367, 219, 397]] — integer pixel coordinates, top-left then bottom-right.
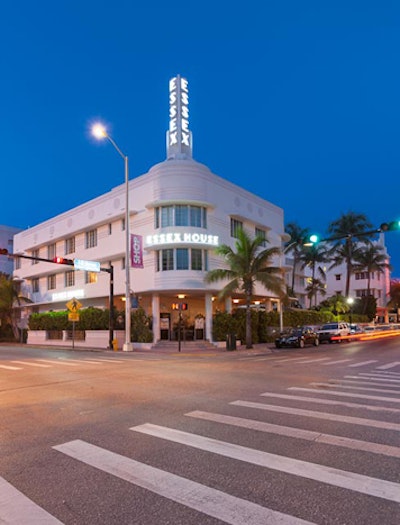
[[13, 75, 288, 344], [285, 234, 391, 314], [0, 225, 22, 275]]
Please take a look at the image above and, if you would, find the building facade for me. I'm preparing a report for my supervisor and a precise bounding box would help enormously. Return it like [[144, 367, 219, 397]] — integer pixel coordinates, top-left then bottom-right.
[[285, 234, 391, 314], [13, 76, 288, 344], [0, 225, 22, 275]]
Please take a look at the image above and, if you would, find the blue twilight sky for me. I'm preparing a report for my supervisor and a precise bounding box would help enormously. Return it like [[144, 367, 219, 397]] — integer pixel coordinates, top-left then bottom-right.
[[1, 1, 400, 274]]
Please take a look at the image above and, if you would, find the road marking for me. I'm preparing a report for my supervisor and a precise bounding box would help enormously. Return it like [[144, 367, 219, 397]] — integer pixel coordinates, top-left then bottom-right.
[[57, 358, 103, 365], [34, 359, 78, 366], [288, 387, 400, 404], [260, 391, 400, 413], [11, 361, 51, 368], [186, 410, 400, 458], [269, 356, 312, 363], [289, 357, 332, 364], [234, 399, 400, 429], [0, 364, 22, 370], [310, 382, 400, 395], [83, 358, 123, 363], [321, 359, 352, 365], [348, 360, 378, 368], [0, 476, 63, 524], [131, 423, 400, 504], [376, 361, 400, 370], [319, 378, 400, 388], [53, 440, 313, 525], [346, 374, 400, 383]]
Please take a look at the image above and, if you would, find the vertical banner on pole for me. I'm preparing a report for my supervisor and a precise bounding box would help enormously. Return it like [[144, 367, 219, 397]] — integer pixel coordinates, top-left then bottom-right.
[[131, 234, 144, 268]]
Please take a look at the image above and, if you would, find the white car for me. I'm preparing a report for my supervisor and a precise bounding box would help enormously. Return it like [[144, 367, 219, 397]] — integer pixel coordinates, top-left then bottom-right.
[[317, 322, 350, 343]]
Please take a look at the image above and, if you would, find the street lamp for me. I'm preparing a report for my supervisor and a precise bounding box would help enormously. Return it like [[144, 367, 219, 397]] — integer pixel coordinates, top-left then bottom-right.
[[347, 297, 354, 324], [92, 123, 133, 351]]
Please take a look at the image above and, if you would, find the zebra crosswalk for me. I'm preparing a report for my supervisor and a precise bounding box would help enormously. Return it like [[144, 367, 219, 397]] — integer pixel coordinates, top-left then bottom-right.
[[1, 369, 400, 524]]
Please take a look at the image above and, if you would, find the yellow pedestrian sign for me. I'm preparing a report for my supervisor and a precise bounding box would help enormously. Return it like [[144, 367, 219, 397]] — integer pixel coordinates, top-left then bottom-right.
[[68, 312, 80, 322], [66, 298, 82, 312]]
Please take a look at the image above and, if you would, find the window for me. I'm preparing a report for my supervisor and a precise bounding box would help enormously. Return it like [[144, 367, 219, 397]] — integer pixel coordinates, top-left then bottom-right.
[[65, 237, 75, 255], [47, 243, 56, 259], [121, 218, 125, 231], [155, 205, 207, 228], [176, 248, 189, 269], [162, 249, 174, 271], [335, 274, 341, 281], [122, 257, 126, 270], [65, 271, 75, 287], [175, 205, 189, 226], [32, 278, 39, 293], [355, 272, 368, 280], [161, 206, 174, 227], [255, 228, 267, 247], [108, 223, 112, 235], [47, 274, 56, 290], [191, 249, 202, 270], [31, 249, 39, 265], [231, 218, 243, 238], [356, 289, 369, 298], [14, 257, 21, 270], [85, 272, 98, 284], [85, 229, 97, 248]]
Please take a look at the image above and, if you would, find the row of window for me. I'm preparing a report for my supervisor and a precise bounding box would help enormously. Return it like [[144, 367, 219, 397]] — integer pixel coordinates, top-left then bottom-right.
[[231, 219, 267, 246], [31, 271, 98, 293], [155, 205, 207, 229], [155, 248, 208, 271], [335, 272, 382, 281]]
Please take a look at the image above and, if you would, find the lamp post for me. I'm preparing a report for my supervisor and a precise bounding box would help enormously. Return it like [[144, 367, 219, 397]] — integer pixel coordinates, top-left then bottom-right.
[[92, 123, 133, 351]]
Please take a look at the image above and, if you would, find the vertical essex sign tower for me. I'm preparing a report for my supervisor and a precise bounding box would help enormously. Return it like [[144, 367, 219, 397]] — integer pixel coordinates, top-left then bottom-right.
[[167, 75, 192, 160]]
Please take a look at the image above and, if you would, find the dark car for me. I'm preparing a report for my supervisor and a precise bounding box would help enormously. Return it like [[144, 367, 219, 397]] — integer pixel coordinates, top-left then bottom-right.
[[275, 326, 320, 349]]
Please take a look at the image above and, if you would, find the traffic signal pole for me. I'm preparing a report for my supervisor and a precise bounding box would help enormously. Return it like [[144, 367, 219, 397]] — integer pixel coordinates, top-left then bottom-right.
[[0, 250, 116, 350]]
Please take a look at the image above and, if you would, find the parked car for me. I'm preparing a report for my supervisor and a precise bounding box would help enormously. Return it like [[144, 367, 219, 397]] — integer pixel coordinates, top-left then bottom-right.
[[275, 326, 320, 349], [349, 323, 364, 340], [317, 322, 350, 344]]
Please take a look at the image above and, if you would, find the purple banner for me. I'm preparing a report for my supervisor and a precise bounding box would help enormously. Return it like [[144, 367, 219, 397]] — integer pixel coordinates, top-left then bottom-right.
[[131, 234, 144, 268]]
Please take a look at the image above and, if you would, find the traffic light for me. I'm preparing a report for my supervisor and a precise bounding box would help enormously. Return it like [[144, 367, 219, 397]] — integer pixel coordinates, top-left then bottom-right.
[[0, 248, 9, 255], [380, 221, 400, 232], [53, 256, 74, 265]]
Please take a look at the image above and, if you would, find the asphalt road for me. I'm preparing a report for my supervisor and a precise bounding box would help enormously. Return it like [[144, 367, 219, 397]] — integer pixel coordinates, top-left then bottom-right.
[[0, 338, 400, 524]]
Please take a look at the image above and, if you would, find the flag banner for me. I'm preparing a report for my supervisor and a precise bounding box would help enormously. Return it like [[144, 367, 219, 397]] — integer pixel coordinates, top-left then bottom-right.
[[131, 234, 144, 268]]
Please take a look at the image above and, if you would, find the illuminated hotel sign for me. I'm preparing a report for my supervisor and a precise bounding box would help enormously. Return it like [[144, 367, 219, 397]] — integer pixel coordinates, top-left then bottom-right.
[[52, 289, 84, 302], [146, 232, 219, 247], [167, 75, 192, 159]]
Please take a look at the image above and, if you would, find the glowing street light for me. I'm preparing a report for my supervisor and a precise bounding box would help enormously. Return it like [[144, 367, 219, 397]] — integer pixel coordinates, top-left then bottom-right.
[[91, 123, 133, 352]]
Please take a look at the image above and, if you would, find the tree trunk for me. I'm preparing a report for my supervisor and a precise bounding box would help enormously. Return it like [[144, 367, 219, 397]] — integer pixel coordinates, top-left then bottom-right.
[[245, 294, 252, 349]]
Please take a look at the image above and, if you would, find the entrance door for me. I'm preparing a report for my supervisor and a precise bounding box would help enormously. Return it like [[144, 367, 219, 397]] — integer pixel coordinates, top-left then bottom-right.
[[160, 313, 170, 340]]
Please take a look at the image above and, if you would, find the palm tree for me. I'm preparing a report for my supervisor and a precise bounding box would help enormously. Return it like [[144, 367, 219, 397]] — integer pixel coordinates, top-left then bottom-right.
[[352, 243, 390, 310], [284, 222, 309, 297], [205, 229, 284, 349], [0, 273, 31, 340], [300, 243, 328, 307], [327, 212, 373, 297], [305, 278, 327, 309]]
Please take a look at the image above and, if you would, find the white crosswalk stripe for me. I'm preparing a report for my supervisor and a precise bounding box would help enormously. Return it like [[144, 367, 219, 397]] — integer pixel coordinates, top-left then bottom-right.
[[288, 386, 400, 403], [0, 364, 22, 370], [53, 440, 313, 525], [11, 360, 51, 368], [129, 423, 400, 504], [309, 382, 400, 395], [0, 476, 63, 524], [348, 360, 378, 367], [375, 361, 400, 370]]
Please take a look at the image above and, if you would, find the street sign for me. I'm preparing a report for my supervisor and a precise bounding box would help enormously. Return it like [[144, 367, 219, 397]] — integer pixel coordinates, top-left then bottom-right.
[[74, 258, 101, 272], [66, 298, 82, 312], [68, 312, 80, 322]]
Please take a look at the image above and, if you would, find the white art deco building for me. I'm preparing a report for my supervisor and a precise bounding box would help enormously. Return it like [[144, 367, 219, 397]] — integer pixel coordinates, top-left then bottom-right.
[[13, 76, 288, 345]]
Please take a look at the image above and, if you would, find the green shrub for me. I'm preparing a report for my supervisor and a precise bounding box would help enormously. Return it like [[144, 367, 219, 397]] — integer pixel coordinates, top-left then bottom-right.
[[131, 308, 153, 343]]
